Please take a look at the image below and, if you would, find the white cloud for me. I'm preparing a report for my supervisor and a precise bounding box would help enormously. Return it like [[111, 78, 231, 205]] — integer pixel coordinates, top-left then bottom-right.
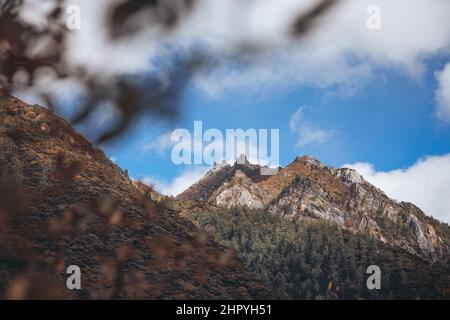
[[142, 166, 208, 196], [142, 131, 175, 155], [16, 1, 450, 122], [189, 0, 450, 99], [36, 1, 445, 90], [435, 63, 450, 122], [289, 106, 332, 147], [343, 154, 450, 223]]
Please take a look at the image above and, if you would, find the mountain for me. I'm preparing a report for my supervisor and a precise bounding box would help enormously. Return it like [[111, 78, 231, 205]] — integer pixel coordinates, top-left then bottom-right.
[[177, 155, 450, 264], [266, 156, 450, 263], [3, 91, 448, 300], [0, 92, 270, 299], [176, 157, 450, 299], [210, 169, 271, 209], [176, 155, 277, 202]]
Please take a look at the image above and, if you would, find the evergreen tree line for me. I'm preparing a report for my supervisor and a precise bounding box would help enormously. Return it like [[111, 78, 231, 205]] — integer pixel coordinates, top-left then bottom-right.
[[185, 206, 450, 299]]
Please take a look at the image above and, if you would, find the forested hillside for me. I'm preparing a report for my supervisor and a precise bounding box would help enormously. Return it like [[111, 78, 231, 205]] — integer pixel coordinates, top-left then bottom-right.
[[182, 205, 450, 299]]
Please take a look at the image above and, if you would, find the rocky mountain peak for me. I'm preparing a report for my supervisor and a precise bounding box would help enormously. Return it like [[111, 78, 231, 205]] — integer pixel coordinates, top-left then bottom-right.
[[205, 160, 230, 177], [210, 169, 271, 209], [294, 155, 324, 167], [177, 156, 273, 201], [265, 158, 449, 263], [178, 153, 449, 263], [236, 154, 250, 165]]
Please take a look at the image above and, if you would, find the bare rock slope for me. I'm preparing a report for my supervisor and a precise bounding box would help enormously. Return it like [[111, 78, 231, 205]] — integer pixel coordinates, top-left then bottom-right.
[[179, 155, 450, 263]]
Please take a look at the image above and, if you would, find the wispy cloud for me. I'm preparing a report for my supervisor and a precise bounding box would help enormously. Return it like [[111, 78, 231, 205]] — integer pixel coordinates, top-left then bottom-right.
[[435, 62, 450, 122], [20, 0, 450, 124], [50, 1, 450, 100], [289, 106, 332, 147], [191, 0, 450, 100], [141, 166, 209, 197], [142, 131, 175, 155]]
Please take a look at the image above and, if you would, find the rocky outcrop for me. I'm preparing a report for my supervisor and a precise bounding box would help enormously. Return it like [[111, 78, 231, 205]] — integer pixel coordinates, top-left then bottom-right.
[[259, 155, 348, 201], [176, 161, 233, 201], [267, 173, 386, 241], [210, 170, 271, 209], [176, 156, 276, 201], [405, 214, 440, 262], [183, 154, 449, 263], [266, 157, 449, 263]]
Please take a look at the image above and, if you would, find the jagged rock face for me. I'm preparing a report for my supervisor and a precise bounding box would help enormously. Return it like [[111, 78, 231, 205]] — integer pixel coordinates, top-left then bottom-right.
[[184, 154, 449, 263], [259, 155, 348, 201], [210, 170, 271, 209], [0, 93, 270, 299], [267, 158, 449, 263], [267, 174, 385, 239], [406, 214, 437, 260], [176, 162, 234, 201], [176, 156, 275, 201]]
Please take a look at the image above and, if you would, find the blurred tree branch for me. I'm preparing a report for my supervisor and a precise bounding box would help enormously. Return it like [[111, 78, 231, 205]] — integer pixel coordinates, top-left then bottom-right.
[[0, 0, 340, 143]]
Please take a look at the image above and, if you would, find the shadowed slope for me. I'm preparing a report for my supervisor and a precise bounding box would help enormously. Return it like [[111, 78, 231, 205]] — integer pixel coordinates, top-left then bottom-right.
[[0, 93, 270, 299]]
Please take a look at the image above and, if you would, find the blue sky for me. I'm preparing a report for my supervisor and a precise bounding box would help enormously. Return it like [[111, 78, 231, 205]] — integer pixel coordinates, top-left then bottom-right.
[[100, 59, 450, 178], [19, 0, 450, 222], [94, 54, 450, 223]]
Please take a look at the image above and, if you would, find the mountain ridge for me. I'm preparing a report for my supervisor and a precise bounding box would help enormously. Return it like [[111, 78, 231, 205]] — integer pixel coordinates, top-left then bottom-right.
[[1, 91, 448, 300], [176, 155, 277, 201], [176, 155, 450, 264]]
